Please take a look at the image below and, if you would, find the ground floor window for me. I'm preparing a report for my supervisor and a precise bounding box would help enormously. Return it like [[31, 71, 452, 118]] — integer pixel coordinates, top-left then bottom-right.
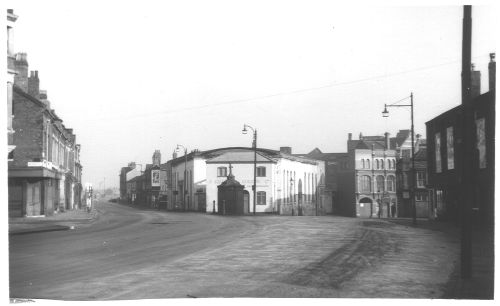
[[416, 193, 428, 202], [257, 191, 266, 205]]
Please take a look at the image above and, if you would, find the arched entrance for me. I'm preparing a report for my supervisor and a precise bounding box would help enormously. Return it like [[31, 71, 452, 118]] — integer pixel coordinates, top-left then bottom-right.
[[359, 197, 373, 218]]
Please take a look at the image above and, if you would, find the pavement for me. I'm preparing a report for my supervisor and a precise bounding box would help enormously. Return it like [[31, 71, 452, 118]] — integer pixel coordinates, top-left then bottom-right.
[[8, 207, 98, 235]]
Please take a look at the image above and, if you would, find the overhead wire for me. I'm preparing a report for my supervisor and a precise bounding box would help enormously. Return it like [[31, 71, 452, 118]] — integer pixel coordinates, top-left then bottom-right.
[[80, 53, 491, 123]]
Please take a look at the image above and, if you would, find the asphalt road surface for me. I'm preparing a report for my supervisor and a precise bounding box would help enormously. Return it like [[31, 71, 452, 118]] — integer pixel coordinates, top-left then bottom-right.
[[9, 200, 460, 300]]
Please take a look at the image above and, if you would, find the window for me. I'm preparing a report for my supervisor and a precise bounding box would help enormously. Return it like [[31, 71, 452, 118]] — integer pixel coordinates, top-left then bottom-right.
[[415, 193, 428, 202], [366, 159, 370, 169], [376, 159, 380, 169], [217, 167, 227, 177], [376, 175, 385, 192], [387, 176, 395, 192], [447, 126, 454, 170], [359, 175, 371, 193], [361, 159, 365, 169], [417, 171, 426, 188], [476, 118, 486, 168], [381, 159, 384, 169], [435, 133, 442, 173], [257, 166, 266, 177], [257, 191, 266, 205]]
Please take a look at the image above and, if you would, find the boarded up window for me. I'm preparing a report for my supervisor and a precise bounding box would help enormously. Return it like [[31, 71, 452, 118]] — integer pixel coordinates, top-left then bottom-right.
[[447, 127, 454, 170], [476, 117, 486, 168], [435, 133, 442, 173]]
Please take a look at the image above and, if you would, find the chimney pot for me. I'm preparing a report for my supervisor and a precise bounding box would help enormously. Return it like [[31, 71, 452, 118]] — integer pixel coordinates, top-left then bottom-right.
[[489, 52, 496, 92], [280, 147, 292, 155]]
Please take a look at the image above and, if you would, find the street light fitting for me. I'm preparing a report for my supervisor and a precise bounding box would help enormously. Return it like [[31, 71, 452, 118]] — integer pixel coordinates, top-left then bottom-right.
[[242, 125, 248, 134], [382, 104, 389, 117]]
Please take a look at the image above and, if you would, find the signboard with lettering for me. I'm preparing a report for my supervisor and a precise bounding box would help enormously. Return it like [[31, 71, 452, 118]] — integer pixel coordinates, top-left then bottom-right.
[[152, 169, 160, 187]]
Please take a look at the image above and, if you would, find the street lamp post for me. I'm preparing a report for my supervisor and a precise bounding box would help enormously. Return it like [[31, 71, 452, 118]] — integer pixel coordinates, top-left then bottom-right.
[[382, 92, 416, 225], [176, 144, 188, 211], [290, 177, 294, 216], [242, 124, 257, 215]]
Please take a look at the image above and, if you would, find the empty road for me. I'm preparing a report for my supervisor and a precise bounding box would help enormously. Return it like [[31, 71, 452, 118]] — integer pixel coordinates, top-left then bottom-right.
[[10, 200, 460, 300]]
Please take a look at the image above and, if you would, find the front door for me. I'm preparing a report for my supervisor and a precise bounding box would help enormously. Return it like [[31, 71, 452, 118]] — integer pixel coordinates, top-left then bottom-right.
[[243, 191, 249, 214]]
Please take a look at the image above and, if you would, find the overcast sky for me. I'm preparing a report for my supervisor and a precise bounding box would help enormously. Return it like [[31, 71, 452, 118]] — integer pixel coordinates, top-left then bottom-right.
[[7, 1, 497, 188]]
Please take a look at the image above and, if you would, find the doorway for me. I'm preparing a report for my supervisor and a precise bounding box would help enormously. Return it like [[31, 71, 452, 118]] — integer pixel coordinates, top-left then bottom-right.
[[243, 190, 250, 214], [359, 197, 373, 218]]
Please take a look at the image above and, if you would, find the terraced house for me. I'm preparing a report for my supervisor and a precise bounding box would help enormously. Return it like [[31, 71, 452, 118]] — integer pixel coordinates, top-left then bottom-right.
[[8, 52, 82, 217]]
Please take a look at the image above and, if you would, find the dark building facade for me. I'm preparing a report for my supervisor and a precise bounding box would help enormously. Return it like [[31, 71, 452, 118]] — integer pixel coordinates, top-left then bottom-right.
[[8, 54, 82, 217], [426, 54, 495, 227]]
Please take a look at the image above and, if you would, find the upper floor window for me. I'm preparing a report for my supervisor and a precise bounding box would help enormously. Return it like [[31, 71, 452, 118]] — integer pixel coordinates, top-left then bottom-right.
[[417, 171, 426, 188], [376, 159, 380, 169], [387, 175, 396, 192], [447, 126, 454, 170], [476, 118, 486, 169], [366, 159, 370, 169], [257, 191, 266, 205], [217, 167, 227, 177], [381, 159, 384, 169], [361, 159, 365, 169], [435, 132, 442, 173], [376, 175, 385, 192], [359, 175, 371, 193], [257, 166, 266, 177]]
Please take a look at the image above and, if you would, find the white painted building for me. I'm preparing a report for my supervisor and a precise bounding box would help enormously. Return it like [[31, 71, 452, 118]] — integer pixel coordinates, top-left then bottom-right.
[[204, 147, 326, 215]]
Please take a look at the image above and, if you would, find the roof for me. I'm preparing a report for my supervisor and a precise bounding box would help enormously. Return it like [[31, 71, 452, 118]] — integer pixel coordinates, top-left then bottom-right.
[[392, 130, 411, 148], [168, 147, 321, 166], [128, 175, 143, 183], [218, 173, 244, 188], [206, 151, 275, 163], [414, 148, 427, 161], [354, 140, 386, 150]]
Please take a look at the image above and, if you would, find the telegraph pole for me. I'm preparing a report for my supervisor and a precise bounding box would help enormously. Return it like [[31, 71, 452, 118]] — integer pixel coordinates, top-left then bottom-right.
[[460, 5, 473, 279]]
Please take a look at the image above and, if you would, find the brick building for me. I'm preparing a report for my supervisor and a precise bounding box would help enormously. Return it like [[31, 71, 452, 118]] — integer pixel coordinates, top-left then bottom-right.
[[8, 54, 82, 217], [426, 54, 495, 227], [335, 133, 398, 218], [395, 139, 430, 218]]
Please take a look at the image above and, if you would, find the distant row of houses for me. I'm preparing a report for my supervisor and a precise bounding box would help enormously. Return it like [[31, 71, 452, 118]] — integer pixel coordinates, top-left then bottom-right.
[[7, 9, 83, 217], [119, 129, 427, 218]]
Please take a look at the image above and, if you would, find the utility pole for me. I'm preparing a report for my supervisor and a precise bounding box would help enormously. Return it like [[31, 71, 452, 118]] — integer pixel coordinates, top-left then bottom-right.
[[460, 5, 473, 279]]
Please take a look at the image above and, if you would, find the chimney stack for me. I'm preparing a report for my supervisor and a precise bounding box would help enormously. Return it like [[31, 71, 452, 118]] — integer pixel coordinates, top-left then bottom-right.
[[348, 133, 352, 141], [28, 70, 40, 98], [172, 151, 178, 159], [14, 53, 29, 92], [470, 64, 481, 98], [280, 147, 292, 155], [153, 150, 161, 166], [489, 53, 496, 93], [384, 132, 390, 149]]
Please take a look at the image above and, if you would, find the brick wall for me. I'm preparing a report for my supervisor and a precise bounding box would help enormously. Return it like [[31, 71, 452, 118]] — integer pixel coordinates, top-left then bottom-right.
[[11, 90, 44, 167]]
